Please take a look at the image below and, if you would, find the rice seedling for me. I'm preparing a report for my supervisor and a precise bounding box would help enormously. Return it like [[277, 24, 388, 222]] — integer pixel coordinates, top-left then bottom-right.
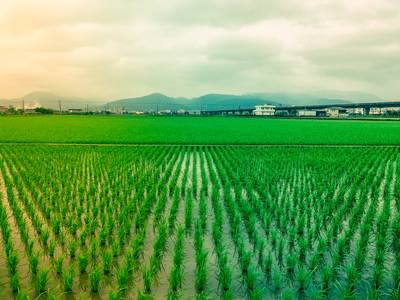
[[41, 228, 50, 245], [7, 251, 19, 275], [62, 264, 76, 292], [286, 253, 297, 273], [78, 250, 89, 273], [346, 264, 360, 287], [60, 229, 66, 245], [195, 260, 208, 292], [248, 286, 264, 300], [28, 250, 40, 274], [101, 250, 112, 274], [245, 267, 259, 292], [108, 286, 124, 300], [89, 264, 103, 292], [372, 267, 385, 290], [69, 240, 78, 258], [90, 238, 98, 258], [10, 271, 19, 292], [33, 266, 51, 293], [273, 268, 284, 290], [141, 262, 152, 293], [222, 288, 233, 300], [5, 239, 14, 257], [112, 237, 120, 257], [54, 254, 64, 274], [79, 229, 87, 245], [49, 239, 56, 257], [264, 250, 273, 273], [116, 262, 131, 291], [27, 239, 34, 256], [52, 216, 61, 235], [99, 227, 107, 245], [297, 266, 311, 290], [241, 249, 252, 274], [219, 265, 232, 291], [15, 288, 30, 300]]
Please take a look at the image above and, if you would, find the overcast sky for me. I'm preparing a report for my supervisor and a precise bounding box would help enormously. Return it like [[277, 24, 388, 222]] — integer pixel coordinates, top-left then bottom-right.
[[1, 0, 399, 101]]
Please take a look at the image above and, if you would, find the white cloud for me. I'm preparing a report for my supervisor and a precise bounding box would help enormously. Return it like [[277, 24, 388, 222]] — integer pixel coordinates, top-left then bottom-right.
[[0, 0, 399, 100]]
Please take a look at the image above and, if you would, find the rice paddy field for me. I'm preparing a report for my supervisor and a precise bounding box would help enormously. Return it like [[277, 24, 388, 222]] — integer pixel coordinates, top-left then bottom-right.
[[0, 116, 400, 299]]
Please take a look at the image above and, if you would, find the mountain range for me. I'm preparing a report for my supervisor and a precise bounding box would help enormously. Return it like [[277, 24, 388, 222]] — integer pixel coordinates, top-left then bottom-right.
[[0, 90, 386, 112]]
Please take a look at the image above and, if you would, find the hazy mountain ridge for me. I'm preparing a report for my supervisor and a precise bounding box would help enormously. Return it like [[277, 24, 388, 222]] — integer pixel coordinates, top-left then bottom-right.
[[0, 90, 387, 112], [0, 91, 98, 111]]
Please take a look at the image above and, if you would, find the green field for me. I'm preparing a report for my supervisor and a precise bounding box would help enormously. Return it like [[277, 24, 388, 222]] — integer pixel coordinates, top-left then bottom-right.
[[0, 116, 399, 299], [1, 115, 400, 145]]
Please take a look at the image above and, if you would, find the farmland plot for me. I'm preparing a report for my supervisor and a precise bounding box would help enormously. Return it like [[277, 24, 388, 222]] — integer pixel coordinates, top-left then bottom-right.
[[0, 145, 399, 299]]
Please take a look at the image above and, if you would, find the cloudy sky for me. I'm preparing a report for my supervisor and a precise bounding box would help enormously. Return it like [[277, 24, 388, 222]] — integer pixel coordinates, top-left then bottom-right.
[[1, 0, 399, 101]]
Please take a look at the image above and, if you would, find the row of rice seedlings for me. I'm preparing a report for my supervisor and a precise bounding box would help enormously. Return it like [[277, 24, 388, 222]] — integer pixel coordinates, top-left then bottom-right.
[[370, 159, 395, 298], [206, 148, 267, 298], [134, 147, 178, 231], [205, 157, 236, 298], [0, 187, 21, 293], [14, 146, 149, 245], [167, 225, 185, 299], [168, 191, 182, 231], [168, 147, 186, 197], [0, 145, 166, 296], [2, 151, 59, 243], [3, 154, 58, 294], [153, 148, 182, 228], [185, 189, 194, 230], [203, 151, 236, 298], [180, 147, 192, 196], [194, 219, 208, 298], [216, 146, 394, 296], [1, 159, 47, 293]]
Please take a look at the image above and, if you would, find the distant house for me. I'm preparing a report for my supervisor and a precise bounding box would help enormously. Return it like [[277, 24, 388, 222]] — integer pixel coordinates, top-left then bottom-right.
[[188, 110, 201, 115], [325, 107, 349, 117], [69, 108, 83, 113], [297, 109, 327, 117], [109, 107, 125, 114], [0, 106, 7, 113], [347, 108, 363, 115], [253, 104, 275, 116], [157, 110, 172, 115], [177, 109, 186, 114]]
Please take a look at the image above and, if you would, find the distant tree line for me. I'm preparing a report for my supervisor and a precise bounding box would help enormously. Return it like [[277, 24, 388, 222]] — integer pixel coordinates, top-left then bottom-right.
[[34, 107, 55, 114]]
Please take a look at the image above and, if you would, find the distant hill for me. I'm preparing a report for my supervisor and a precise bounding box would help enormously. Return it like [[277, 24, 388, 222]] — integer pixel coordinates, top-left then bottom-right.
[[311, 98, 353, 105], [107, 93, 190, 112], [314, 90, 382, 102], [191, 94, 280, 110], [1, 89, 388, 112], [0, 91, 98, 111], [106, 93, 282, 112], [245, 93, 352, 106]]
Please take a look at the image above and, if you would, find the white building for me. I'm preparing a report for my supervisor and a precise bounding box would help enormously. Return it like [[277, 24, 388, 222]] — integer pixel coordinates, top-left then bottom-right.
[[325, 107, 349, 117], [253, 104, 275, 116], [347, 108, 364, 115], [109, 107, 125, 114], [188, 110, 201, 115], [298, 110, 317, 117]]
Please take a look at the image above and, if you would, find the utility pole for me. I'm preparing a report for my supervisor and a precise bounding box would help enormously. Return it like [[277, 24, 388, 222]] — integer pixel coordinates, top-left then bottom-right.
[[87, 104, 89, 113], [22, 99, 24, 113], [59, 100, 62, 114], [157, 104, 159, 114]]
